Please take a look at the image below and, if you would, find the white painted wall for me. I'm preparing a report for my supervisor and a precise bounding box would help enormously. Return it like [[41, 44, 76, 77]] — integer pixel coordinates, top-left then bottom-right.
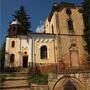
[[20, 36, 32, 66]]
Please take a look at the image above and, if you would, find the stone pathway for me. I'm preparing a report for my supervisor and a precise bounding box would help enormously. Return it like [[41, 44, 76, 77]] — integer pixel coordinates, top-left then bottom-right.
[[1, 69, 31, 90]]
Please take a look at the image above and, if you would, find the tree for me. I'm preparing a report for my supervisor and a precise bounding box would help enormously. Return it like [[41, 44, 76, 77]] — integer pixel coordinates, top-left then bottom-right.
[[0, 42, 5, 72], [82, 0, 90, 62], [13, 6, 31, 34]]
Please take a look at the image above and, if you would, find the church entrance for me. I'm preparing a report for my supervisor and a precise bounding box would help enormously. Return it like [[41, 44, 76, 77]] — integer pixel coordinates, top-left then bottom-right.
[[53, 77, 79, 90], [64, 80, 77, 90], [23, 56, 28, 68]]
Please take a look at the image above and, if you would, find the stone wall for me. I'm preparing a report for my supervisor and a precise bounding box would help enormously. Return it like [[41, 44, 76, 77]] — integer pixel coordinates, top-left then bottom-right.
[[48, 71, 90, 90], [31, 84, 49, 90]]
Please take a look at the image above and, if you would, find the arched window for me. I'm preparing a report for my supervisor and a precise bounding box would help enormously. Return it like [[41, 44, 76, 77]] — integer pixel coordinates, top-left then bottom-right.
[[11, 41, 15, 47], [10, 54, 15, 62], [67, 19, 74, 32], [40, 45, 47, 59], [66, 8, 72, 15], [64, 80, 77, 90], [52, 24, 54, 34]]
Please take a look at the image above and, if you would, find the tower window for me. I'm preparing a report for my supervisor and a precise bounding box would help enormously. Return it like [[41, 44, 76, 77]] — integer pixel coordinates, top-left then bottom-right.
[[11, 41, 15, 47], [66, 8, 72, 15], [10, 54, 15, 62], [40, 45, 47, 59], [67, 19, 74, 32], [13, 27, 16, 31]]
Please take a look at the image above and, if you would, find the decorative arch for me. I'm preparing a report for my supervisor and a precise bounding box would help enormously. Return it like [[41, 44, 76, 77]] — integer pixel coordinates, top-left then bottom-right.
[[69, 45, 80, 68], [40, 45, 47, 59], [53, 76, 85, 90], [39, 43, 49, 49]]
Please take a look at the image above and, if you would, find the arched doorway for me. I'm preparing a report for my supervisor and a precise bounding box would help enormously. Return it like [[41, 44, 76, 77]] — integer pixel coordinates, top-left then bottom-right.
[[10, 54, 15, 63], [53, 76, 84, 90], [10, 54, 15, 67], [64, 80, 77, 90], [23, 56, 28, 68]]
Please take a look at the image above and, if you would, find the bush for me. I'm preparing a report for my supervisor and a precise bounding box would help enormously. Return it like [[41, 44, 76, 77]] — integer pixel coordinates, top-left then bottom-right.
[[28, 65, 48, 85]]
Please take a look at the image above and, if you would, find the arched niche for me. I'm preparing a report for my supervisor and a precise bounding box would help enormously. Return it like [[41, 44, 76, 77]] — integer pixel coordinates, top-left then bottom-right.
[[53, 76, 85, 90]]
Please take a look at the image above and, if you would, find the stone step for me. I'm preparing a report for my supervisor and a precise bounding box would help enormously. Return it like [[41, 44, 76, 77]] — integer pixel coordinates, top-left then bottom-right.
[[2, 79, 29, 88], [20, 68, 29, 72], [5, 76, 27, 80], [1, 86, 30, 90], [1, 70, 30, 90], [7, 73, 28, 77], [1, 72, 28, 77]]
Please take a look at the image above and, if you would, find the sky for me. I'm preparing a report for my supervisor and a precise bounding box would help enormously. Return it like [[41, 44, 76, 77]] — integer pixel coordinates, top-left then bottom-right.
[[0, 0, 83, 45]]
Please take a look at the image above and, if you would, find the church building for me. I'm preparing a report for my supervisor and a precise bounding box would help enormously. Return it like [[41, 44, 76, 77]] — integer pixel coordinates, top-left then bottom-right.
[[5, 2, 90, 90], [5, 2, 87, 69]]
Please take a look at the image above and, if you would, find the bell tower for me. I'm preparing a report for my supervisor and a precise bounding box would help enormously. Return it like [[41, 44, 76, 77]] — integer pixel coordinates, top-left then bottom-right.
[[5, 19, 21, 68], [8, 19, 21, 37]]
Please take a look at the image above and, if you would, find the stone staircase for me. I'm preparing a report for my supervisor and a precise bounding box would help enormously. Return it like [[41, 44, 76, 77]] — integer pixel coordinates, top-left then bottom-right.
[[1, 69, 31, 90]]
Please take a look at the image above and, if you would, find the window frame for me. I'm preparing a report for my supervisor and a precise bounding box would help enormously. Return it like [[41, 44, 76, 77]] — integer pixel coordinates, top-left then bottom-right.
[[40, 45, 48, 59]]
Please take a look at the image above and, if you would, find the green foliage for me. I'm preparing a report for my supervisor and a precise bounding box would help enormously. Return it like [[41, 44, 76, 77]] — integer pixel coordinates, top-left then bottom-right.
[[82, 0, 90, 55], [28, 73, 48, 85], [28, 66, 48, 85], [13, 6, 31, 34], [0, 42, 5, 72]]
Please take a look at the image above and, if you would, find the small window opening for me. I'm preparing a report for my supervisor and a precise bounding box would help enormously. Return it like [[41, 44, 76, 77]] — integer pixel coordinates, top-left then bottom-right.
[[11, 41, 15, 47]]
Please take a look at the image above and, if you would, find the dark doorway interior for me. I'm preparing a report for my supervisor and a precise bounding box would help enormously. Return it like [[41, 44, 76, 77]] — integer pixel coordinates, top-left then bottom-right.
[[64, 80, 77, 90], [23, 56, 28, 68]]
